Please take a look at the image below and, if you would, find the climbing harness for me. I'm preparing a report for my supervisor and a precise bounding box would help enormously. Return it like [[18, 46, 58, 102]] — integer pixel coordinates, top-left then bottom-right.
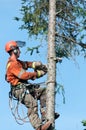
[[9, 82, 46, 125]]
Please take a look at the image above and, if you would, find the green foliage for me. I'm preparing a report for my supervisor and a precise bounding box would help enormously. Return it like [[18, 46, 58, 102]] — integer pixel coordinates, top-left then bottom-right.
[[82, 120, 86, 126], [15, 0, 86, 59], [18, 0, 49, 36], [55, 43, 70, 59], [25, 45, 40, 55]]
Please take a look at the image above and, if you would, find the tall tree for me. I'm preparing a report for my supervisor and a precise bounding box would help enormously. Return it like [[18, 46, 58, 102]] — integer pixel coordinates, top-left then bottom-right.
[[46, 0, 56, 129]]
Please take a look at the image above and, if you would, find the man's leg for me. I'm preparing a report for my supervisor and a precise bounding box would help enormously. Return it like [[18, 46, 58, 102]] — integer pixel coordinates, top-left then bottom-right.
[[24, 93, 42, 129], [13, 87, 51, 130], [24, 93, 51, 130], [39, 88, 47, 121], [39, 88, 60, 122]]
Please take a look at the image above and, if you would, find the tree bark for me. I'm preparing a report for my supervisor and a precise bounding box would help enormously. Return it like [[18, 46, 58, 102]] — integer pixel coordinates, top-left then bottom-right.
[[46, 0, 56, 129]]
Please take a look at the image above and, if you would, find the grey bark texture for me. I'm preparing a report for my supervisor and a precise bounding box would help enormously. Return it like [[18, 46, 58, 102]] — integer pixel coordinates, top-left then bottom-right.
[[46, 0, 56, 129]]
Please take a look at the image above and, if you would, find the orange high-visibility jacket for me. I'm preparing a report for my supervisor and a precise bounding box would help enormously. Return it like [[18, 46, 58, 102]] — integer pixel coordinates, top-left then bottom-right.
[[6, 58, 37, 86]]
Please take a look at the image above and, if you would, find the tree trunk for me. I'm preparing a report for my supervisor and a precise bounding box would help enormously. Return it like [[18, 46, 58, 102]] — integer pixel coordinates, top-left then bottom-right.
[[46, 0, 56, 129]]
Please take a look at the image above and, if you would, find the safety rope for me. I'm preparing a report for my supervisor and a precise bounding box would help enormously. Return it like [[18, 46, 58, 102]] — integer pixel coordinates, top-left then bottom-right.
[[9, 82, 46, 125], [9, 92, 29, 125]]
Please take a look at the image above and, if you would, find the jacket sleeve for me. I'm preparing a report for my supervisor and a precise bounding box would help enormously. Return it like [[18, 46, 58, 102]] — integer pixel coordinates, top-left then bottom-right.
[[19, 60, 33, 70], [10, 61, 37, 80]]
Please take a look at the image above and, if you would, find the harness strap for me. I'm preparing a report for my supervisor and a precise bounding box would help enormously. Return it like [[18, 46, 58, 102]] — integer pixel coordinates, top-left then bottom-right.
[[10, 84, 28, 102]]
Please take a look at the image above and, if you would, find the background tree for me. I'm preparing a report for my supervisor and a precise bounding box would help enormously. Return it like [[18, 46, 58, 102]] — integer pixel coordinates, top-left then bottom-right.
[[14, 0, 86, 129]]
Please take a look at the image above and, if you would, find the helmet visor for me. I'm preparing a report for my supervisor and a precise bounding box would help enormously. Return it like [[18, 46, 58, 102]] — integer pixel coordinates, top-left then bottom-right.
[[16, 41, 26, 48]]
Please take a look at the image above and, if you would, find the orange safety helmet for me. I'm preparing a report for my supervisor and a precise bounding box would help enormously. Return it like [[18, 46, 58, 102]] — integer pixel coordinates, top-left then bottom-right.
[[5, 41, 18, 52]]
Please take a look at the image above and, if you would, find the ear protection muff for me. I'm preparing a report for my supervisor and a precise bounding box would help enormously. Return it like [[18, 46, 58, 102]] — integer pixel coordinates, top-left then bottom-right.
[[13, 49, 18, 54]]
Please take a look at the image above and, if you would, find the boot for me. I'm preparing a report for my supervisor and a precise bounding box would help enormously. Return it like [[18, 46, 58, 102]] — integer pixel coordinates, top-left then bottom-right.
[[37, 121, 51, 130], [55, 112, 60, 119], [42, 111, 60, 122]]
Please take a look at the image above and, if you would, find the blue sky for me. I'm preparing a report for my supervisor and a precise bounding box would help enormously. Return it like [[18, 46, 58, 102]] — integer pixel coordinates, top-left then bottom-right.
[[0, 0, 86, 130]]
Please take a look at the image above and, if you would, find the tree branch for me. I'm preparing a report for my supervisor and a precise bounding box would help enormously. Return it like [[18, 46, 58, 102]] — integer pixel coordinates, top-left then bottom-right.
[[56, 9, 63, 15], [55, 32, 86, 49]]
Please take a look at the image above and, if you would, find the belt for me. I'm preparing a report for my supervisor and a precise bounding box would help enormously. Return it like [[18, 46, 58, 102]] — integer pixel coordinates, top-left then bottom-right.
[[11, 82, 25, 90]]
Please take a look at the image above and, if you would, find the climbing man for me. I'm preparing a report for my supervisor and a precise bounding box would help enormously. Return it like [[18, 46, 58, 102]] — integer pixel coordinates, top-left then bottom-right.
[[5, 40, 60, 130]]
